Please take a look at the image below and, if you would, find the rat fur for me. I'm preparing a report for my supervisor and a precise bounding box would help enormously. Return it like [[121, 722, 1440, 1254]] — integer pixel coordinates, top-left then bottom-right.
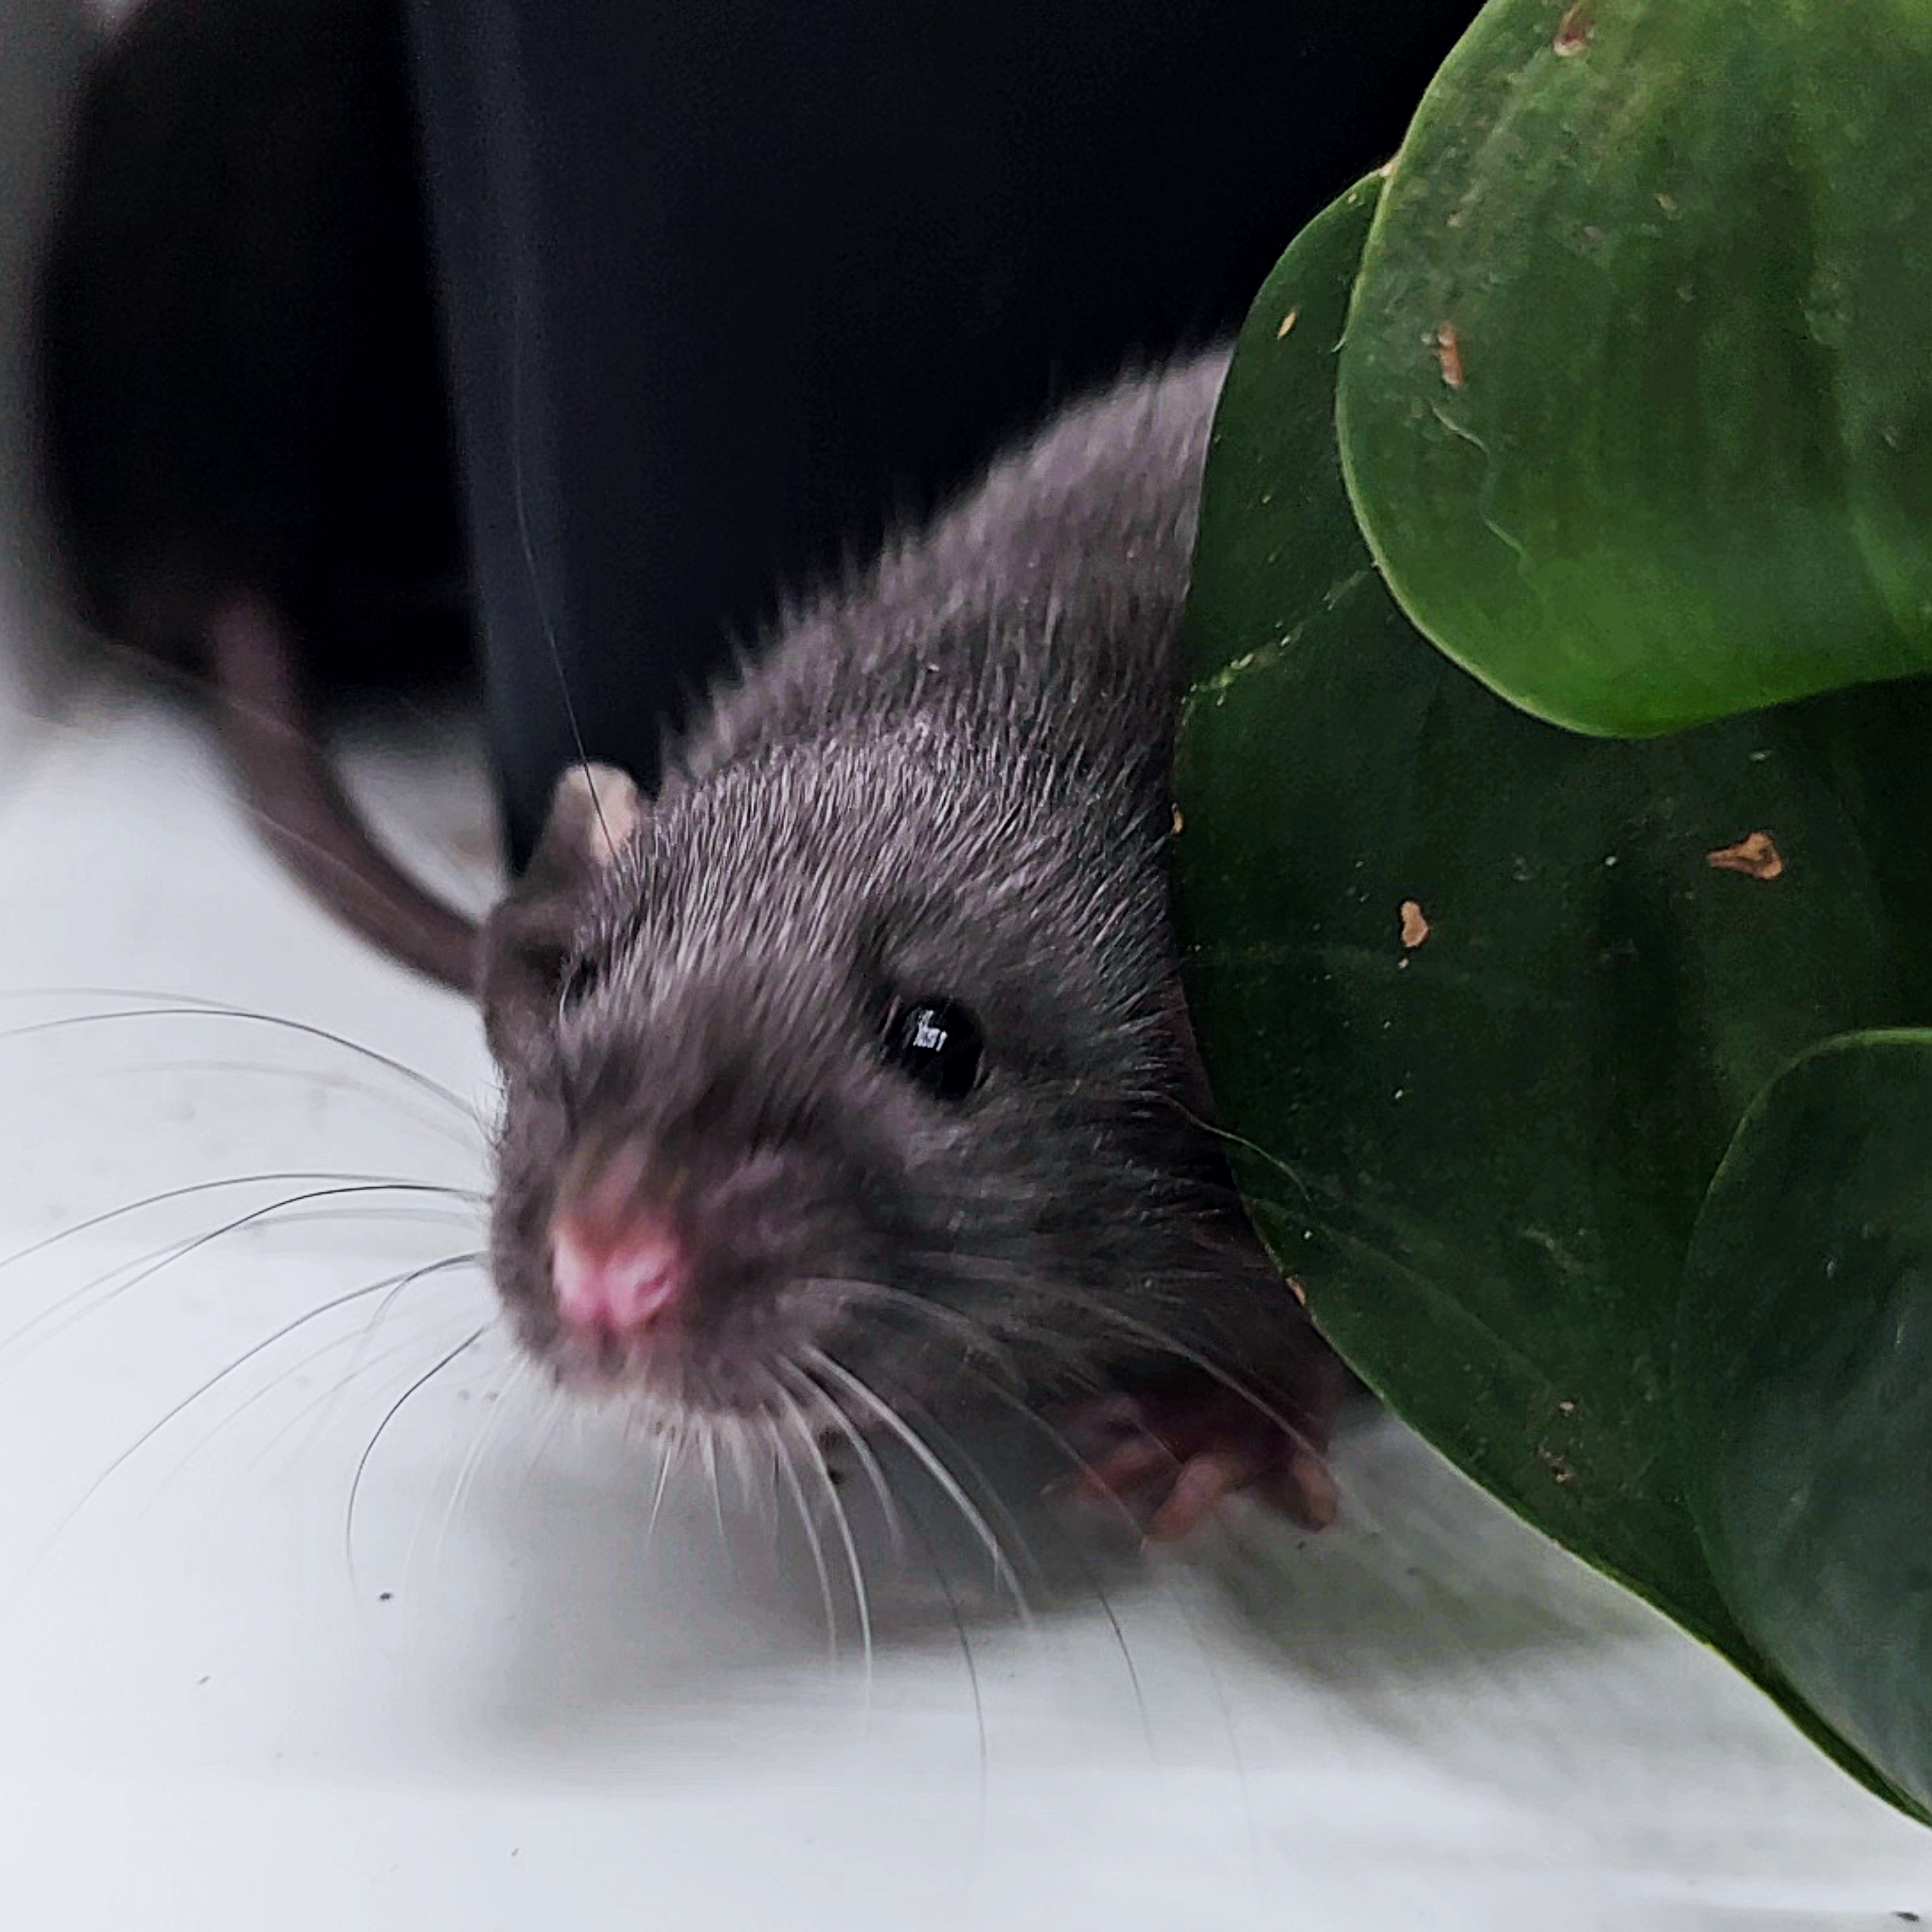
[[481, 351, 1343, 1539]]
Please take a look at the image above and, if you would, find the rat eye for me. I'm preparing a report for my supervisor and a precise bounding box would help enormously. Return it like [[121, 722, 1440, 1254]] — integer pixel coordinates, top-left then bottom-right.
[[884, 996, 983, 1102]]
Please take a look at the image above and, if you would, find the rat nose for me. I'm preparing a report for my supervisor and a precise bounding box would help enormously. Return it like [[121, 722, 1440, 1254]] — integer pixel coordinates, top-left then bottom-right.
[[548, 1204, 687, 1340]]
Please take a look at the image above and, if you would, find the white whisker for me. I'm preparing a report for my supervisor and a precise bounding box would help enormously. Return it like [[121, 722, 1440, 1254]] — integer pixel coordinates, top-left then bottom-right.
[[0, 999, 483, 1125], [0, 1183, 483, 1373], [783, 1379, 874, 1703], [345, 1325, 489, 1591], [768, 1388, 840, 1663], [804, 1344, 1029, 1626], [778, 1355, 904, 1565]]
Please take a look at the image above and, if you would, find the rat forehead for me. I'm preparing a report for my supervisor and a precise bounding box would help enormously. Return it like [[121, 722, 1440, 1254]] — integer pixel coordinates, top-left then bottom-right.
[[586, 737, 1051, 961]]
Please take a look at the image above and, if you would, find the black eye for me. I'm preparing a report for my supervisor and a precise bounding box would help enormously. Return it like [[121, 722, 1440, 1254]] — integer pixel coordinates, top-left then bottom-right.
[[558, 951, 603, 1010], [884, 996, 983, 1102]]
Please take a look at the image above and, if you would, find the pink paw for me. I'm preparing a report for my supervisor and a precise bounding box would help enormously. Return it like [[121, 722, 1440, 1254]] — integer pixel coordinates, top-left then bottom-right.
[[1060, 1379, 1338, 1542]]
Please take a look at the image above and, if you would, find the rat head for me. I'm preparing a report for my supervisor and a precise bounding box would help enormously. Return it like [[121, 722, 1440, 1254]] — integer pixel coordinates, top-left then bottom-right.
[[479, 729, 1254, 1434]]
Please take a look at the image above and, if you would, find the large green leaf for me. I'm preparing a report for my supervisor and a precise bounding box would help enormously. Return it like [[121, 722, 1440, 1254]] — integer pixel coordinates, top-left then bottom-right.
[[1335, 0, 1932, 737], [1681, 1031, 1932, 1818], [1172, 172, 1932, 1814]]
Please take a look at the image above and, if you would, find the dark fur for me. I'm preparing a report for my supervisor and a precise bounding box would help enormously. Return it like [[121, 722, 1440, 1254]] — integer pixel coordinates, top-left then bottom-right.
[[482, 355, 1338, 1450]]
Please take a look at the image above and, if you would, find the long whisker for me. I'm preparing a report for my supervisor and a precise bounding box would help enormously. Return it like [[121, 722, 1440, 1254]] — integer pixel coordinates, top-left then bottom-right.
[[304, 1234, 488, 1463], [767, 1386, 840, 1663], [1163, 1098, 1317, 1204], [344, 1325, 490, 1590], [426, 1357, 530, 1580], [0, 1169, 481, 1282], [159, 1290, 481, 1517], [93, 1059, 486, 1152], [773, 1375, 874, 1673], [1083, 1303, 1330, 1466], [931, 1356, 1166, 1743], [800, 1392, 875, 1701], [777, 1354, 903, 1565], [886, 1439, 991, 1830], [895, 1396, 1048, 1607], [10, 1254, 481, 1597], [0, 1183, 486, 1369], [514, 1382, 571, 1501], [0, 1002, 482, 1124], [796, 1274, 1026, 1391], [852, 1242, 1332, 1476], [804, 1346, 1029, 1625], [254, 1293, 489, 1497], [642, 1430, 680, 1562], [701, 1424, 734, 1588], [504, 248, 619, 861], [219, 1205, 485, 1240]]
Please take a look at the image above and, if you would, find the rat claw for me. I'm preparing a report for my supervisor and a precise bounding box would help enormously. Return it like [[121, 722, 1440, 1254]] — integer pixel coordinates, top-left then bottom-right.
[[1144, 1447, 1249, 1543], [1072, 1435, 1176, 1503], [1263, 1447, 1339, 1532], [1055, 1372, 1339, 1542]]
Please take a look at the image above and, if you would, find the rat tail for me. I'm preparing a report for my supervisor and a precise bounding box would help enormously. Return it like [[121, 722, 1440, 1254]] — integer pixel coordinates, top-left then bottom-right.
[[205, 596, 480, 994]]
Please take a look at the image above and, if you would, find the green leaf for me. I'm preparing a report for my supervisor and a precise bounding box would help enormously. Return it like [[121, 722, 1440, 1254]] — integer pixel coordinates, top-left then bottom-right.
[[1335, 0, 1932, 737], [1174, 170, 1932, 1816], [1681, 1030, 1932, 1819]]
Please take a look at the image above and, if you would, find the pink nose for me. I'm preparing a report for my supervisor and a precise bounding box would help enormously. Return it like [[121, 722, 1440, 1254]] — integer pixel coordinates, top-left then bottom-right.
[[549, 1210, 686, 1338]]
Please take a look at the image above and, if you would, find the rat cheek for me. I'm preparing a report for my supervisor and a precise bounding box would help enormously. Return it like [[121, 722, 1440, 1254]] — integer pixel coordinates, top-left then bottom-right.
[[483, 970, 589, 1079]]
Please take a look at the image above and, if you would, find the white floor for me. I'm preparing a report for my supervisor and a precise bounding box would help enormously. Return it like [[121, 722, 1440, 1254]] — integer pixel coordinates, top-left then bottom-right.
[[0, 668, 1923, 1932]]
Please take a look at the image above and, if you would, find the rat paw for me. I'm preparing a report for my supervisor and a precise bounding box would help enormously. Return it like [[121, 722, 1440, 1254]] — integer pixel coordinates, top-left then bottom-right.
[[1057, 1379, 1338, 1542]]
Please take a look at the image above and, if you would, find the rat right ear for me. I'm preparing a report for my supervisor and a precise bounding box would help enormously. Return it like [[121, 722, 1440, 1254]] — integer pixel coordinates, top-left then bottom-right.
[[479, 762, 645, 1063], [520, 762, 646, 894]]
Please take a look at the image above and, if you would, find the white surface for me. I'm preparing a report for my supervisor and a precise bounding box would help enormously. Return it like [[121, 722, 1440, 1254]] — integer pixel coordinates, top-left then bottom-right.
[[0, 688, 1926, 1932]]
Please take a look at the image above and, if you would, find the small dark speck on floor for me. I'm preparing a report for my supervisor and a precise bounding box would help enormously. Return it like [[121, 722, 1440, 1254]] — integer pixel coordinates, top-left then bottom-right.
[[1896, 1913, 1921, 1923], [195, 1675, 211, 1687], [378, 1590, 394, 1602]]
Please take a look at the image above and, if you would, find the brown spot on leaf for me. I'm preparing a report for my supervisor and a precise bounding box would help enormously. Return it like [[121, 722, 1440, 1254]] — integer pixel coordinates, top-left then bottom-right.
[[1399, 899, 1430, 949], [1706, 831, 1785, 881], [1277, 307, 1300, 339], [1554, 3, 1591, 54], [1285, 1276, 1309, 1307], [1435, 323, 1464, 388], [1171, 804, 1185, 835]]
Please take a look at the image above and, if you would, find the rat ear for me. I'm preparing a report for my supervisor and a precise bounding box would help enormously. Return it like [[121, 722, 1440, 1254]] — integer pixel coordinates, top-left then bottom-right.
[[479, 762, 645, 1064], [521, 761, 646, 892]]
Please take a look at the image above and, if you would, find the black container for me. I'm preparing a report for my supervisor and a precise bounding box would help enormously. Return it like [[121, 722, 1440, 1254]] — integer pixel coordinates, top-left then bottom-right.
[[404, 0, 1477, 864]]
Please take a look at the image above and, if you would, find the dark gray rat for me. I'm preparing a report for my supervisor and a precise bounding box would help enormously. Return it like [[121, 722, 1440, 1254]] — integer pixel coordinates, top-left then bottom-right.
[[480, 351, 1345, 1539], [33, 0, 478, 986], [40, 0, 1341, 1522]]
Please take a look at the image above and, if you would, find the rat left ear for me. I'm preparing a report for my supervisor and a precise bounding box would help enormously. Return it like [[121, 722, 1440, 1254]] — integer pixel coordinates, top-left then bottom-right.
[[478, 761, 645, 1064]]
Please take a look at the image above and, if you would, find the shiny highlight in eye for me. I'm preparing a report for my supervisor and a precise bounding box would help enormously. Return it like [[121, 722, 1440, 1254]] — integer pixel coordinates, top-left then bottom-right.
[[883, 996, 983, 1102]]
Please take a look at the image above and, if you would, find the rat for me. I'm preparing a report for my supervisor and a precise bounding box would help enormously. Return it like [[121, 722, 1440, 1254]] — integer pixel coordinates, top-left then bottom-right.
[[38, 0, 1343, 1528], [32, 0, 479, 989], [478, 349, 1347, 1540]]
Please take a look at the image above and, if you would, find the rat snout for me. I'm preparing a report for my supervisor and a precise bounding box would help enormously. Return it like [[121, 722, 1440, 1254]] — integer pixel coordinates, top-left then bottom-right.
[[549, 1211, 685, 1339], [547, 1141, 689, 1345]]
